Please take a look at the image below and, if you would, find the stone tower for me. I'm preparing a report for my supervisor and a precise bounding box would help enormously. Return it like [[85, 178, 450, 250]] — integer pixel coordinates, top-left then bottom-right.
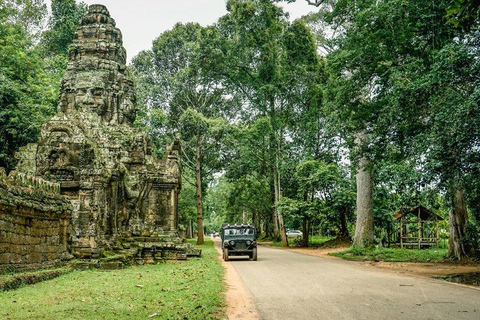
[[14, 4, 185, 260]]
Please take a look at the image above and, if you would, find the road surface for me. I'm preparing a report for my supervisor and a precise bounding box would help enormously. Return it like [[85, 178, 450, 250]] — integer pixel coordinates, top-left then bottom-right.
[[224, 243, 480, 320]]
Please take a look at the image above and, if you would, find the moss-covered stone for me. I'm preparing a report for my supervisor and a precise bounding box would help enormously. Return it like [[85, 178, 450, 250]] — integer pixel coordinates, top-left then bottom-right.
[[0, 267, 72, 292]]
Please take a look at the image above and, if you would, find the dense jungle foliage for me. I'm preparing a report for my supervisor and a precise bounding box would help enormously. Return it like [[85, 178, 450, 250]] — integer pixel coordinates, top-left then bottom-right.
[[1, 0, 479, 258]]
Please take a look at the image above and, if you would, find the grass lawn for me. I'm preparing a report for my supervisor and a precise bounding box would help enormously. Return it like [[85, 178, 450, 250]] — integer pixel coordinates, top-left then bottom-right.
[[0, 239, 225, 320], [331, 246, 448, 262], [271, 235, 334, 247], [310, 236, 336, 246]]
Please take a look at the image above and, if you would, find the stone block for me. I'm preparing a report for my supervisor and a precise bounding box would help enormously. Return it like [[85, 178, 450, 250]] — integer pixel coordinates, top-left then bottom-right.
[[99, 261, 123, 270]]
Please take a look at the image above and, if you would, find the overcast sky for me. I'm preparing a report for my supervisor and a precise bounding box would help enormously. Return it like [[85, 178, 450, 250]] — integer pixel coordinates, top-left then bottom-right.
[[45, 0, 315, 63]]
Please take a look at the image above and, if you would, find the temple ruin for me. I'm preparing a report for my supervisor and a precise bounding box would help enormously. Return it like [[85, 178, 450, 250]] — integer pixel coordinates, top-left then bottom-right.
[[0, 4, 195, 271]]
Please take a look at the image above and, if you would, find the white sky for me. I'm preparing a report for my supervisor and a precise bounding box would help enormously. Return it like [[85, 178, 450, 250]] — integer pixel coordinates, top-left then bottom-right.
[[45, 0, 315, 63]]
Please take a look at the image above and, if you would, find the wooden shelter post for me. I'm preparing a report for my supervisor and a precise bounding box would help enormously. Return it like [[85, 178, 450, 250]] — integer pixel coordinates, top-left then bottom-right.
[[417, 207, 421, 249], [400, 216, 403, 249]]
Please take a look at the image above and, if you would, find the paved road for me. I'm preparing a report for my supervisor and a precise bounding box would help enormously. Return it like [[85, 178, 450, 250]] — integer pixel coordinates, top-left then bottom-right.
[[227, 245, 480, 320]]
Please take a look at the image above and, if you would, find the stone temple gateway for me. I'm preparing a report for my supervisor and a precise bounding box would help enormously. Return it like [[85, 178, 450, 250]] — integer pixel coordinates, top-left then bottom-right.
[[0, 5, 196, 270]]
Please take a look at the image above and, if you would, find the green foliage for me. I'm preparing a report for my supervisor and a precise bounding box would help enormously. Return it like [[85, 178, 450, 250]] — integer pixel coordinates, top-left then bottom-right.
[[178, 167, 198, 233], [132, 22, 237, 243], [271, 235, 333, 247], [463, 222, 480, 259], [279, 159, 355, 240], [309, 235, 334, 246], [299, 0, 480, 254], [284, 19, 319, 66], [332, 247, 448, 263], [0, 240, 225, 319], [446, 0, 480, 30], [42, 0, 87, 55], [0, 1, 57, 171], [204, 177, 233, 233], [132, 24, 232, 172], [1, 0, 47, 39], [211, 0, 328, 240]]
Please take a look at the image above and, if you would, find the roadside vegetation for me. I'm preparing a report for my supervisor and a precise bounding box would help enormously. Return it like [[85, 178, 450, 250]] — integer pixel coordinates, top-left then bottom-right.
[[0, 240, 224, 320], [271, 236, 334, 247], [270, 236, 450, 264], [330, 247, 449, 263]]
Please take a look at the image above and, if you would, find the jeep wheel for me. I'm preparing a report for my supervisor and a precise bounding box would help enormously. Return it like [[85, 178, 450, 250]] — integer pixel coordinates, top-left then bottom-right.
[[252, 247, 257, 261], [223, 248, 229, 261]]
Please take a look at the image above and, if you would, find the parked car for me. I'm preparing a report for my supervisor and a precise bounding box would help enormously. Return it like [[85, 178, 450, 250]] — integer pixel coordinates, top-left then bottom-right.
[[286, 229, 303, 238], [221, 224, 257, 261]]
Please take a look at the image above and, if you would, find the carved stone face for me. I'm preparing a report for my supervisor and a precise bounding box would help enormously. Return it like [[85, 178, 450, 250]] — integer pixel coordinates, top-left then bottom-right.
[[58, 71, 138, 125], [73, 73, 108, 116]]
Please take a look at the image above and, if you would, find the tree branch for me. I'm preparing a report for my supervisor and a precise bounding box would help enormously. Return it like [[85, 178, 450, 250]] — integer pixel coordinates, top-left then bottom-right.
[[182, 172, 197, 187], [305, 0, 326, 7], [181, 147, 196, 169]]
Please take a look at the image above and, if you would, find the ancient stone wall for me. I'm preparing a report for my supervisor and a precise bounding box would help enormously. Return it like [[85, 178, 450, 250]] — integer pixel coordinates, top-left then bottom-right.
[[0, 174, 71, 272]]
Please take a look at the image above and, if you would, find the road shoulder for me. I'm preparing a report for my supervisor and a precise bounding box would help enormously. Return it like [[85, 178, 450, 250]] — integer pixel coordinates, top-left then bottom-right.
[[213, 238, 260, 320]]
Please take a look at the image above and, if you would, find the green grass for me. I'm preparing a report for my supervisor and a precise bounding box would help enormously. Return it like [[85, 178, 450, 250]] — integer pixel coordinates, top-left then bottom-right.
[[330, 246, 448, 262], [309, 236, 335, 246], [0, 239, 225, 320], [271, 235, 334, 247]]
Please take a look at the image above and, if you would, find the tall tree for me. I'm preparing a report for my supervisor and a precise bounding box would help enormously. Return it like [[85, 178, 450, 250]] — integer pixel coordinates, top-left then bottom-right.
[[224, 120, 277, 236], [132, 23, 232, 244], [419, 40, 480, 258], [212, 0, 323, 245], [326, 0, 478, 255]]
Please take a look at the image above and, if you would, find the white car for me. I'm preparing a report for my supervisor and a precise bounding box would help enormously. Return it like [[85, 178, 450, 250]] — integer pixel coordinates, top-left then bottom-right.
[[286, 230, 303, 238]]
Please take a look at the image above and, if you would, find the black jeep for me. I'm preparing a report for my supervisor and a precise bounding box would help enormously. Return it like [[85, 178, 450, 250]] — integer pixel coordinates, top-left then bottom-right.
[[221, 224, 257, 261]]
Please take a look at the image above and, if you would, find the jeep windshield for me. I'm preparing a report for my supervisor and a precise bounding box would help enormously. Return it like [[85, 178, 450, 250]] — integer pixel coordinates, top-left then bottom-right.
[[223, 228, 255, 237]]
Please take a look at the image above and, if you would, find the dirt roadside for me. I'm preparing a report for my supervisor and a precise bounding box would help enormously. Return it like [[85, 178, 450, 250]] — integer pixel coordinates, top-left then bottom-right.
[[213, 238, 260, 320]]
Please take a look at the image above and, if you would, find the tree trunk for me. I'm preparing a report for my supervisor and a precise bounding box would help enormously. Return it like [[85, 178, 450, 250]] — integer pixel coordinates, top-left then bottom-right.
[[267, 93, 287, 246], [264, 220, 272, 238], [187, 220, 193, 239], [195, 137, 204, 245], [270, 179, 279, 240], [353, 131, 374, 248], [302, 217, 309, 247], [274, 167, 288, 246], [274, 127, 287, 247], [252, 211, 259, 231], [339, 209, 350, 240], [307, 220, 311, 246], [448, 188, 469, 259]]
